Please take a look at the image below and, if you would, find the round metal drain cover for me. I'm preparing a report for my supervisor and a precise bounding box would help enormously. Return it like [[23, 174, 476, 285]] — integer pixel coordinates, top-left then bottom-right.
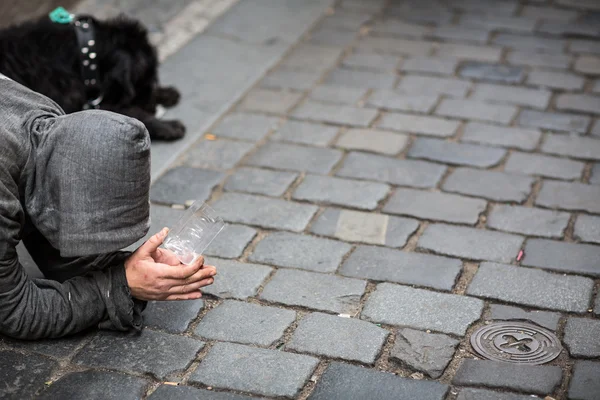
[[470, 321, 562, 365]]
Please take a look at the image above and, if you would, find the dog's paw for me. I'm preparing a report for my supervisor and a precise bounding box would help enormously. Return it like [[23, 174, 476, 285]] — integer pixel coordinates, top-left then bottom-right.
[[151, 119, 186, 141], [156, 86, 181, 108]]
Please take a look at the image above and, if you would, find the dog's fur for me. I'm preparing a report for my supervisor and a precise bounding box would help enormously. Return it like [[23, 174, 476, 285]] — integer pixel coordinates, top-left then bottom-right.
[[0, 15, 185, 141]]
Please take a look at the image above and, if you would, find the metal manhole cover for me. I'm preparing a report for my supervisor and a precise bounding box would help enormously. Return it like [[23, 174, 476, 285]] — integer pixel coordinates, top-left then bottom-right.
[[470, 321, 562, 365]]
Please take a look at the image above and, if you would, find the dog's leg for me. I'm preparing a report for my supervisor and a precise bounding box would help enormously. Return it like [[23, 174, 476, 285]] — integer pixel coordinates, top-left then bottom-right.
[[155, 86, 180, 108], [102, 105, 186, 141]]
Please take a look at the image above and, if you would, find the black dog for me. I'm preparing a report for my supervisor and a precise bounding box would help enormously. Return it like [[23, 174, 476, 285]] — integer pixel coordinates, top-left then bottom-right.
[[0, 14, 185, 141]]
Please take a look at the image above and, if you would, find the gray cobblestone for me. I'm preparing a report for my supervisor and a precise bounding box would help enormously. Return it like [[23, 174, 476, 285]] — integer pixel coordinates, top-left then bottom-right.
[[262, 68, 321, 91], [592, 163, 600, 184], [310, 208, 419, 248], [436, 99, 517, 125], [371, 20, 431, 38], [435, 43, 502, 62], [593, 121, 600, 137], [390, 328, 459, 379], [310, 85, 367, 105], [460, 15, 536, 33], [519, 110, 591, 133], [523, 239, 600, 277], [1, 334, 86, 359], [470, 83, 551, 110], [292, 175, 390, 210], [397, 75, 471, 97], [324, 69, 396, 90], [340, 245, 462, 291], [271, 120, 339, 147], [527, 70, 585, 90], [317, 11, 370, 31], [356, 37, 433, 56], [143, 300, 204, 334], [150, 167, 225, 206], [569, 361, 600, 400], [571, 40, 600, 55], [249, 232, 351, 273], [202, 258, 272, 300], [36, 371, 149, 400], [182, 139, 254, 170], [488, 304, 560, 331], [408, 137, 506, 168], [521, 5, 578, 20], [507, 50, 571, 69], [487, 205, 570, 238], [556, 94, 600, 115], [213, 193, 318, 232], [468, 262, 593, 313], [542, 134, 600, 161], [432, 25, 490, 44], [195, 300, 296, 346], [246, 142, 342, 174], [443, 168, 534, 202], [575, 55, 600, 75], [400, 57, 458, 75], [378, 112, 460, 137], [309, 27, 356, 47], [462, 122, 541, 150], [536, 181, 600, 214], [362, 283, 484, 335], [493, 33, 566, 52], [452, 359, 562, 395], [292, 101, 379, 127], [287, 313, 389, 364], [389, 4, 453, 25], [190, 342, 318, 398], [224, 167, 298, 197], [342, 52, 400, 71], [281, 44, 343, 72], [575, 215, 600, 244], [147, 385, 261, 400], [239, 88, 303, 115], [456, 388, 534, 400], [335, 128, 409, 155], [337, 152, 447, 188], [504, 151, 584, 180], [459, 62, 525, 83], [367, 90, 438, 113], [383, 188, 486, 224], [205, 224, 257, 259], [564, 317, 600, 357], [260, 269, 366, 314], [212, 113, 279, 142], [0, 350, 58, 399]]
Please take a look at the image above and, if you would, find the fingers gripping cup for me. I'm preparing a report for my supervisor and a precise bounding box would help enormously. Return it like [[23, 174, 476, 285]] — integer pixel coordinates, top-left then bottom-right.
[[162, 201, 225, 264]]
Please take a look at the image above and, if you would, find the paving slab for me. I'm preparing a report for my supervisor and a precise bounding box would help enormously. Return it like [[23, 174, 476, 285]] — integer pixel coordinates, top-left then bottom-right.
[[541, 134, 600, 161], [343, 52, 400, 71], [504, 151, 585, 180], [181, 139, 254, 170], [271, 120, 339, 147], [143, 299, 204, 333], [397, 75, 472, 97], [456, 388, 536, 400], [487, 304, 561, 331], [522, 239, 600, 277], [461, 122, 541, 151], [459, 62, 525, 83], [204, 224, 257, 259], [443, 168, 534, 202], [245, 142, 343, 174], [150, 167, 225, 206], [148, 384, 263, 400], [564, 317, 600, 357], [436, 99, 517, 125], [202, 258, 272, 300], [0, 350, 58, 399], [408, 137, 506, 168], [334, 129, 409, 155], [486, 205, 570, 238], [36, 371, 149, 400], [470, 83, 551, 109], [401, 56, 458, 75], [574, 215, 600, 244], [292, 101, 379, 127], [324, 69, 397, 90], [518, 110, 590, 134], [224, 167, 298, 197], [239, 88, 303, 114], [367, 90, 438, 113], [569, 361, 600, 400], [536, 181, 600, 214], [0, 333, 88, 359], [310, 85, 368, 105], [378, 112, 460, 137]]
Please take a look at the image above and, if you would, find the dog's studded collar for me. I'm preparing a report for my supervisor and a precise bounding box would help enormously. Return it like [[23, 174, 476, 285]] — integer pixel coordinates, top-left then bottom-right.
[[73, 15, 103, 109]]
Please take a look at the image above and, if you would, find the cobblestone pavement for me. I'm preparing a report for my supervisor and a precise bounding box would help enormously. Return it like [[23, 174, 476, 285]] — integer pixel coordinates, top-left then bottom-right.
[[3, 0, 600, 399]]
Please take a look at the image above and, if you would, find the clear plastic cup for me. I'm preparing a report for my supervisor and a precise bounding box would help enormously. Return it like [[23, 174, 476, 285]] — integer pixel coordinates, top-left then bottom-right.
[[162, 201, 225, 265]]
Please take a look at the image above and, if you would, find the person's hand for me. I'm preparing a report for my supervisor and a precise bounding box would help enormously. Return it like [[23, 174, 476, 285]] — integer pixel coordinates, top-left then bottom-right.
[[124, 228, 217, 301]]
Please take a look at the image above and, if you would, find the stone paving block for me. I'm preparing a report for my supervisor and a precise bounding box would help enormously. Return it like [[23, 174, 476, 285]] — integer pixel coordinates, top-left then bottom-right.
[[195, 300, 296, 346], [436, 99, 517, 125], [453, 0, 519, 15], [224, 167, 298, 197], [73, 330, 205, 379], [239, 88, 303, 114], [460, 15, 536, 33], [593, 121, 600, 137], [592, 163, 600, 184], [308, 362, 449, 400], [261, 68, 321, 91], [488, 304, 560, 331], [150, 167, 225, 206], [507, 50, 571, 69], [435, 43, 502, 62], [571, 39, 600, 54], [521, 5, 578, 20], [536, 181, 600, 214], [249, 232, 351, 273], [271, 120, 339, 147], [456, 388, 535, 400], [504, 151, 584, 180], [308, 27, 357, 47], [459, 61, 525, 83], [569, 361, 600, 400], [310, 208, 419, 248], [362, 283, 483, 335], [125, 204, 185, 251], [280, 44, 343, 72], [575, 215, 600, 244], [431, 25, 490, 44], [292, 101, 379, 127], [370, 19, 432, 38], [419, 223, 524, 263], [201, 258, 272, 300], [212, 193, 318, 231], [287, 313, 389, 364], [383, 188, 486, 225], [397, 75, 472, 97], [408, 137, 506, 168], [390, 328, 459, 379], [1, 333, 88, 359], [0, 350, 57, 399], [205, 224, 257, 259], [493, 33, 566, 52], [317, 10, 371, 31], [309, 85, 368, 105], [335, 128, 409, 155], [339, 0, 387, 14], [400, 56, 458, 75], [182, 139, 254, 170], [337, 152, 446, 188], [542, 134, 600, 161], [468, 262, 594, 313], [452, 359, 562, 396], [527, 70, 585, 90], [246, 142, 342, 174], [343, 52, 400, 71], [148, 385, 261, 400], [470, 83, 551, 110], [523, 239, 600, 277], [389, 4, 454, 25], [564, 317, 600, 357], [487, 205, 570, 238], [143, 299, 204, 334], [340, 245, 462, 291], [575, 55, 600, 75], [518, 110, 590, 134], [212, 113, 279, 142], [260, 269, 366, 314], [36, 371, 149, 400], [556, 94, 600, 115], [190, 342, 318, 398], [356, 37, 434, 56], [462, 122, 541, 150], [367, 90, 438, 113], [292, 175, 390, 210], [324, 69, 397, 90], [443, 168, 534, 202], [378, 112, 460, 137]]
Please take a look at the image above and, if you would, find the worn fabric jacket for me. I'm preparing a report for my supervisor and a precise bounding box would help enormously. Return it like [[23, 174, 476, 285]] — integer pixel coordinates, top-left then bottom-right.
[[0, 73, 151, 339]]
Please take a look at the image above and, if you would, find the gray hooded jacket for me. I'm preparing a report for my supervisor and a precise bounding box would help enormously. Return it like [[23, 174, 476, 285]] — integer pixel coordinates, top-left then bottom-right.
[[0, 74, 151, 339]]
